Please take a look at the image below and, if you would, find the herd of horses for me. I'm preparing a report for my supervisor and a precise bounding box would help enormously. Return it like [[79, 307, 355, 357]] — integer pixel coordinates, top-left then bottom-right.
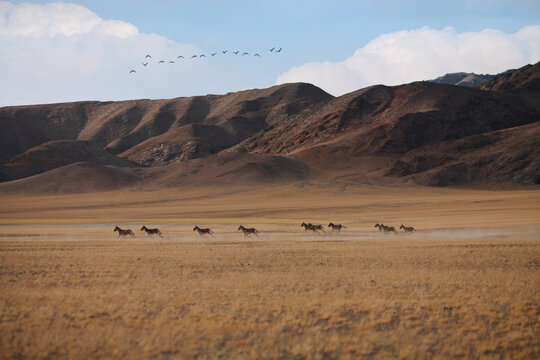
[[114, 222, 416, 238], [375, 223, 416, 233]]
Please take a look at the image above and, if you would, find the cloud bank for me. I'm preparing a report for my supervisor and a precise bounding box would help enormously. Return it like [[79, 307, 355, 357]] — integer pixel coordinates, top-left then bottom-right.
[[0, 1, 204, 106], [277, 26, 540, 95]]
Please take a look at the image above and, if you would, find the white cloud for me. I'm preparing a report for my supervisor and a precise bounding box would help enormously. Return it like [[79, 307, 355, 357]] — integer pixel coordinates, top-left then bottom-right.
[[0, 1, 209, 106], [0, 2, 113, 37], [277, 26, 540, 96]]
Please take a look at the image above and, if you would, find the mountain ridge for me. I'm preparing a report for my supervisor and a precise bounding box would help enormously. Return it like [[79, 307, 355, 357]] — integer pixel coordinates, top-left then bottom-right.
[[1, 63, 539, 193]]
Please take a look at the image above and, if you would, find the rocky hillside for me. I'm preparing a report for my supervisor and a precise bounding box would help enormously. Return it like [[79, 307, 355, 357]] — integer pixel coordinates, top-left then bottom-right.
[[478, 62, 540, 91], [0, 62, 538, 193], [429, 72, 497, 87]]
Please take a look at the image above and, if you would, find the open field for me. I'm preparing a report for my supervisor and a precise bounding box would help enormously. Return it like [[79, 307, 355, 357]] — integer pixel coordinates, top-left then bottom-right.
[[1, 184, 539, 359]]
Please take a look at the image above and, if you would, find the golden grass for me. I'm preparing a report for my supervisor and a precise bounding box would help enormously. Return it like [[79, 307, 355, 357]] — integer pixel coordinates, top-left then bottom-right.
[[1, 184, 539, 359]]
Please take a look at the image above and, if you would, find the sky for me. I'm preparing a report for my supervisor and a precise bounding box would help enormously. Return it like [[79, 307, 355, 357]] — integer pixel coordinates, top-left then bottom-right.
[[0, 0, 539, 106]]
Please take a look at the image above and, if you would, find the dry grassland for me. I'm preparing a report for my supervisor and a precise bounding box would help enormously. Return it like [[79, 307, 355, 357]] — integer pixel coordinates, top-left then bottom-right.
[[0, 184, 539, 359]]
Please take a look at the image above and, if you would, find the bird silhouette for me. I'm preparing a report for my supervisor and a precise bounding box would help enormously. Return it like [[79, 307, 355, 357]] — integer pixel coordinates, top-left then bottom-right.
[[269, 47, 275, 52], [169, 61, 175, 63], [254, 53, 260, 57], [210, 52, 217, 56], [159, 60, 165, 63], [177, 55, 184, 59], [222, 50, 228, 54], [145, 55, 152, 58], [200, 54, 206, 57], [129, 70, 136, 73], [191, 55, 197, 58], [276, 48, 282, 52], [142, 62, 148, 66], [242, 52, 249, 55], [233, 51, 239, 54]]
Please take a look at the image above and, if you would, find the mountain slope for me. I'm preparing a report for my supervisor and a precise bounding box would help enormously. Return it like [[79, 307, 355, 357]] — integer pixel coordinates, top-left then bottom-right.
[[0, 62, 538, 193], [478, 62, 540, 91], [0, 140, 136, 181], [430, 72, 496, 87], [233, 63, 540, 186], [0, 83, 333, 167]]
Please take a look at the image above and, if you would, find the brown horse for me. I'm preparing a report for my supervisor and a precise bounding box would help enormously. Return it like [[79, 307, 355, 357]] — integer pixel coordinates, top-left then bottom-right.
[[400, 224, 416, 233], [114, 226, 135, 238], [375, 223, 397, 233], [382, 224, 398, 233], [238, 225, 259, 237], [141, 225, 163, 238], [193, 226, 213, 236], [301, 222, 325, 233], [328, 223, 346, 232]]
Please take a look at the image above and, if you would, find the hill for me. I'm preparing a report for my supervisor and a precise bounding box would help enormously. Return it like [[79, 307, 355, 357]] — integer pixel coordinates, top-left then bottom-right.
[[0, 63, 538, 193], [478, 62, 540, 91], [0, 140, 136, 181], [429, 72, 497, 87]]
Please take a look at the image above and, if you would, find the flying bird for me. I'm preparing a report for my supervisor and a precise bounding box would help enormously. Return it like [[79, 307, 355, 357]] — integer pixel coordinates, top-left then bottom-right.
[[129, 70, 136, 73], [159, 60, 165, 63], [177, 55, 184, 59], [169, 61, 175, 63], [233, 51, 239, 54], [191, 55, 197, 58], [254, 53, 260, 57], [142, 62, 148, 66], [242, 52, 249, 55], [210, 52, 217, 56], [269, 47, 275, 52], [222, 50, 228, 54], [200, 54, 206, 57], [276, 48, 282, 52], [145, 55, 152, 58]]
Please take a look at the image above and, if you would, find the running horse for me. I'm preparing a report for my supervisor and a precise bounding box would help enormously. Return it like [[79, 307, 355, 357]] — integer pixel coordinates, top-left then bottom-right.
[[400, 224, 416, 233], [114, 226, 135, 238], [301, 222, 325, 233], [375, 223, 397, 233], [238, 225, 259, 237], [193, 226, 213, 236], [328, 223, 346, 232], [140, 225, 163, 238]]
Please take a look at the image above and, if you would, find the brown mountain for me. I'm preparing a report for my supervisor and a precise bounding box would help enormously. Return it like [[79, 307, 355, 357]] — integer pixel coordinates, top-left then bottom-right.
[[429, 72, 497, 87], [0, 62, 538, 193], [0, 83, 332, 165], [478, 62, 540, 92], [0, 162, 141, 194], [0, 140, 136, 181]]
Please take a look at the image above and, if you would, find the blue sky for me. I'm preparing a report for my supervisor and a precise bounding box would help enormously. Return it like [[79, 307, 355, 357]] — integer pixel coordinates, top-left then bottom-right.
[[25, 0, 540, 61], [1, 0, 539, 106]]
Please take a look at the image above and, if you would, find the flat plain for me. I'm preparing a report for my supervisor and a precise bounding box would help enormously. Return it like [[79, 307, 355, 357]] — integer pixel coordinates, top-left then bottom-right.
[[1, 184, 539, 359]]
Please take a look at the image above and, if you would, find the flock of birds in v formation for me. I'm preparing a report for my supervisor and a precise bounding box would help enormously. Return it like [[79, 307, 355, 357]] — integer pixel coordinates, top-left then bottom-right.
[[129, 46, 283, 73]]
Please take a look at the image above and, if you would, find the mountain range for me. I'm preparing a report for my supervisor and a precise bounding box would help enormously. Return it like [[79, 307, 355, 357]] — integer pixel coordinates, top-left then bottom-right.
[[0, 62, 538, 194], [429, 72, 498, 87]]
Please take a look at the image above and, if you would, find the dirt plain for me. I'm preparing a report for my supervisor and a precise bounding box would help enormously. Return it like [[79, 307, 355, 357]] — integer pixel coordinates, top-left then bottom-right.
[[0, 183, 539, 359]]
